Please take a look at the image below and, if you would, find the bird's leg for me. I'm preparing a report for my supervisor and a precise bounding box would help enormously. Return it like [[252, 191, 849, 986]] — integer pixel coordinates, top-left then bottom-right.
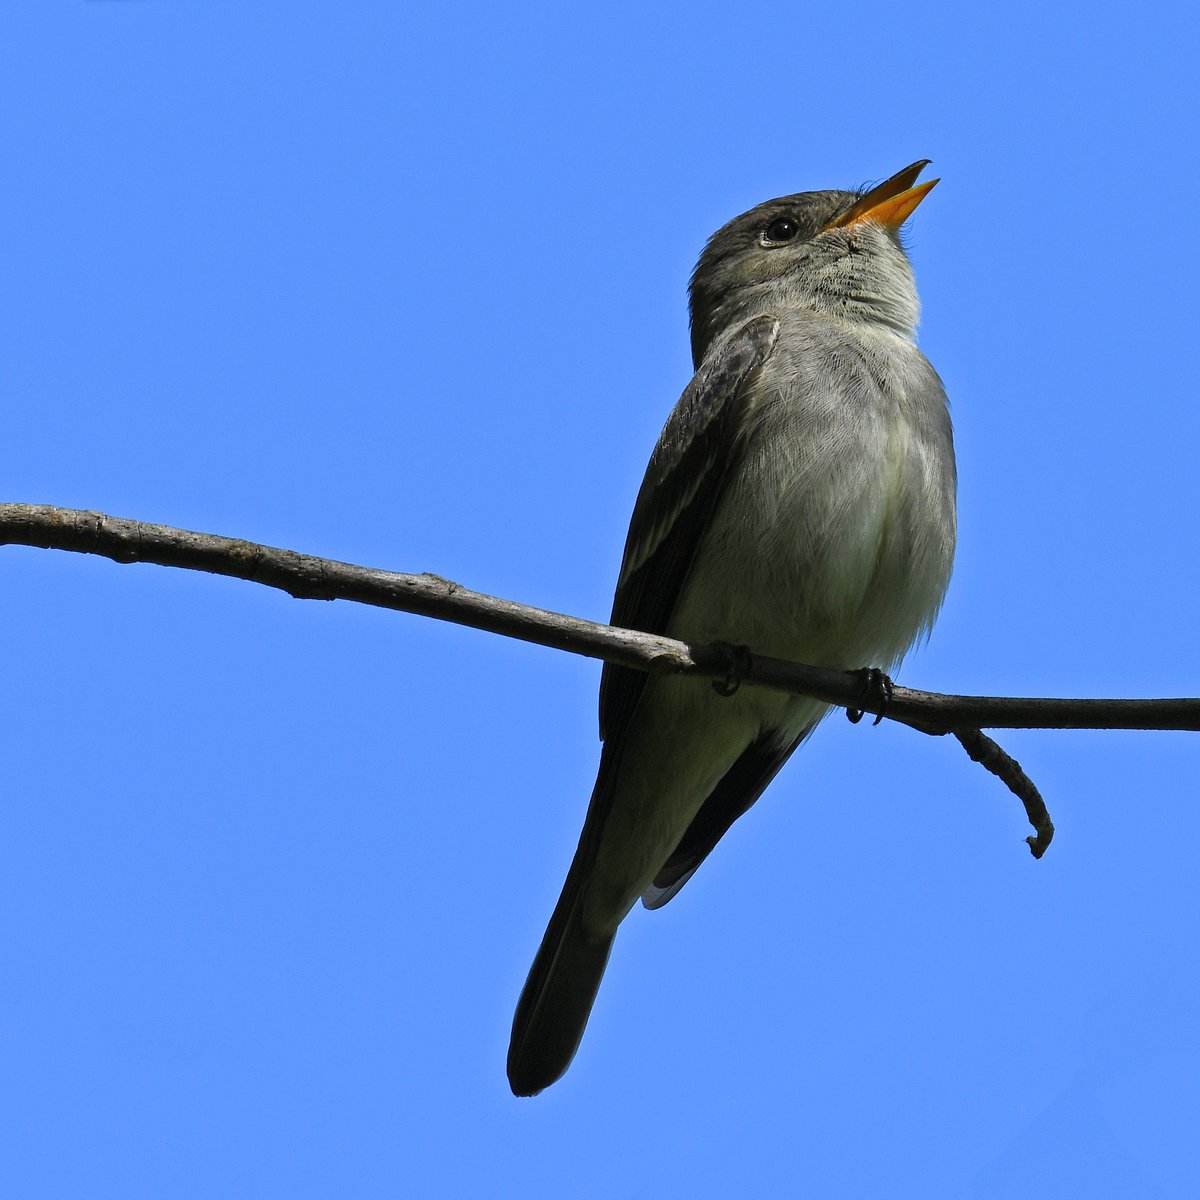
[[711, 642, 753, 697], [846, 667, 893, 726]]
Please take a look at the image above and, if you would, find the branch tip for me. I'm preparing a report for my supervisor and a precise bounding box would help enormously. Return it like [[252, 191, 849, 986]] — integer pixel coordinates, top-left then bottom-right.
[[953, 728, 1055, 859]]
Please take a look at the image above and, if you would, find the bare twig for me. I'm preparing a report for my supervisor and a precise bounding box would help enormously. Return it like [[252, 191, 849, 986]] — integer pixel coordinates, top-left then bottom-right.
[[2, 503, 1197, 732], [952, 729, 1055, 858], [3, 502, 1195, 858]]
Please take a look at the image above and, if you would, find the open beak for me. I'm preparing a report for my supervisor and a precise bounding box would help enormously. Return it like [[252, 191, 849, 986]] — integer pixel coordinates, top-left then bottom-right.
[[826, 160, 939, 231]]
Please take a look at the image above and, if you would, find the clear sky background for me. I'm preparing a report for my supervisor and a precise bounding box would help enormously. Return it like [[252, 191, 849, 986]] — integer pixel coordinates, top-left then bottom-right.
[[4, 3, 1199, 1197]]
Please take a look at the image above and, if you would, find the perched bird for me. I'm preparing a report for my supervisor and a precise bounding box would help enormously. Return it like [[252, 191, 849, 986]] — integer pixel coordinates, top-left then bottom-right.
[[507, 161, 957, 1096]]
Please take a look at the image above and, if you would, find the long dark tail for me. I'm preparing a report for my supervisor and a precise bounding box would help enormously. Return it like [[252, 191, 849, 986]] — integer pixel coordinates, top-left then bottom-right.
[[506, 872, 614, 1097]]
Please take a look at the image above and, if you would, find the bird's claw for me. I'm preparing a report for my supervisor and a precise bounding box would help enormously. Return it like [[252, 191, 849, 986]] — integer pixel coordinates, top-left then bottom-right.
[[711, 642, 752, 697], [846, 667, 893, 726]]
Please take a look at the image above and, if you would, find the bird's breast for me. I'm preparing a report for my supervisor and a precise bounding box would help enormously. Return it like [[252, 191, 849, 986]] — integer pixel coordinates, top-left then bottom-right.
[[670, 322, 956, 672]]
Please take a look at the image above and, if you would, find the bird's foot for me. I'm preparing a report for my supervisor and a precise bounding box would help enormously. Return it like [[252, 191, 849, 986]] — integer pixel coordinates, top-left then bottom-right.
[[846, 667, 893, 726], [711, 642, 752, 697]]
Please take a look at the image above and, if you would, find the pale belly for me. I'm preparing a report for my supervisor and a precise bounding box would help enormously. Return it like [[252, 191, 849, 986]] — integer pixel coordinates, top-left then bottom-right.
[[582, 326, 955, 933], [670, 389, 954, 675]]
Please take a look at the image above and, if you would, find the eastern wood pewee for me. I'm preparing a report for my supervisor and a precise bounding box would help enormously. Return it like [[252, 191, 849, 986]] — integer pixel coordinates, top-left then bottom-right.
[[508, 161, 957, 1095]]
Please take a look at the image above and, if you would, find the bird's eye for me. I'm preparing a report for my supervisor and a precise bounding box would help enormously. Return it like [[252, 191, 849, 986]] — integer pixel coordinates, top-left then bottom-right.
[[762, 217, 800, 245]]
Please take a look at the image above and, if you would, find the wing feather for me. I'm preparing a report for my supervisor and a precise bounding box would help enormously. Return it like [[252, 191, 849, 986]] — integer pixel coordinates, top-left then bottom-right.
[[598, 314, 779, 745], [640, 723, 814, 909]]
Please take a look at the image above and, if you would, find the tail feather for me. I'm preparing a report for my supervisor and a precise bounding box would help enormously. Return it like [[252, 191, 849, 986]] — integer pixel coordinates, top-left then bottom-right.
[[507, 881, 614, 1097]]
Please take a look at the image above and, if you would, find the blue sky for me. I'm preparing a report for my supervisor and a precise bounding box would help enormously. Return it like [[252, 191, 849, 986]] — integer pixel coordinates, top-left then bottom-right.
[[4, 2, 1200, 1196]]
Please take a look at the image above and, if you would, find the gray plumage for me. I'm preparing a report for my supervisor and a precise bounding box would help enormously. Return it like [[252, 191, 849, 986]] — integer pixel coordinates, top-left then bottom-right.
[[508, 162, 956, 1096]]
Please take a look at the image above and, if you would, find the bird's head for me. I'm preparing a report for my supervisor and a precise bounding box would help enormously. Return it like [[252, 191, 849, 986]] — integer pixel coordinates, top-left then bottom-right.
[[688, 160, 938, 366]]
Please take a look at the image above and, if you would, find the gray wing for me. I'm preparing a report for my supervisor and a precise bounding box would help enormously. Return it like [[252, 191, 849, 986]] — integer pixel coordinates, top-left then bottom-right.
[[598, 313, 779, 747], [640, 723, 814, 908], [508, 315, 781, 1094]]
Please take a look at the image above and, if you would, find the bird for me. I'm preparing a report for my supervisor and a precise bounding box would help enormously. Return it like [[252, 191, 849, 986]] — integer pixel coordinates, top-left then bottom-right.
[[507, 160, 957, 1096]]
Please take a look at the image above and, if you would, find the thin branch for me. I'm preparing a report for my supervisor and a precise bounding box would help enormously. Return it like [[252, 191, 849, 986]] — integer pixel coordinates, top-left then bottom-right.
[[3, 503, 1197, 733], [953, 729, 1055, 858]]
